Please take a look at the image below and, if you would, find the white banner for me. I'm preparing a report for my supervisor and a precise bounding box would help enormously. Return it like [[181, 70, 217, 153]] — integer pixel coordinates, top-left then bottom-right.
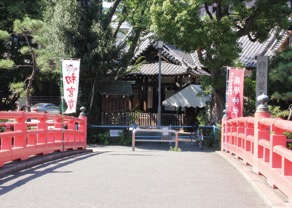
[[62, 59, 80, 114]]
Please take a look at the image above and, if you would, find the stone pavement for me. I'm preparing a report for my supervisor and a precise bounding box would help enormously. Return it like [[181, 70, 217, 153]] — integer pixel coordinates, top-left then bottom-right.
[[0, 141, 291, 208]]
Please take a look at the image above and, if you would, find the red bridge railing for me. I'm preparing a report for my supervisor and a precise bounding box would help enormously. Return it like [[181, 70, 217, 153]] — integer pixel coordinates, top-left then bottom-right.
[[0, 110, 87, 167], [221, 105, 292, 205]]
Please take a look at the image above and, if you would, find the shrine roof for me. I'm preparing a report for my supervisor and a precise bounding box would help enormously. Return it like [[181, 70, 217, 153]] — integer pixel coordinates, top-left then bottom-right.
[[131, 30, 289, 70], [127, 62, 209, 77]]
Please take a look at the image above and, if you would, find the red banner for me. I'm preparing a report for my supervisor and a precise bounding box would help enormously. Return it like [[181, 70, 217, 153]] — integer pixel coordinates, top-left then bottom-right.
[[227, 67, 245, 118]]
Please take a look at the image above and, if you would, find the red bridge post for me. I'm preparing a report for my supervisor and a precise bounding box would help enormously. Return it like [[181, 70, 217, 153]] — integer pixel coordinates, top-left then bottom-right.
[[253, 94, 270, 174]]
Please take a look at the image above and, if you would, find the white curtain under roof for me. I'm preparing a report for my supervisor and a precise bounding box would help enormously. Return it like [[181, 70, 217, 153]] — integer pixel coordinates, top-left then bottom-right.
[[162, 85, 210, 108]]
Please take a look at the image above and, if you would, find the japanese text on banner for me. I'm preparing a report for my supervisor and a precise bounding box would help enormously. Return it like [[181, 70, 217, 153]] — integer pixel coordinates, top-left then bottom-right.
[[62, 59, 80, 114], [227, 68, 245, 118]]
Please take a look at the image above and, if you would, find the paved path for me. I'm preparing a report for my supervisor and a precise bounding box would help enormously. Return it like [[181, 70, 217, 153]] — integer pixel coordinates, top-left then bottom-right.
[[0, 142, 290, 208]]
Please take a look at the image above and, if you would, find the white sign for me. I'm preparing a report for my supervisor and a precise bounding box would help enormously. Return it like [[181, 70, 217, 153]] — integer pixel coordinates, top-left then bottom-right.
[[110, 130, 122, 137], [62, 59, 80, 114]]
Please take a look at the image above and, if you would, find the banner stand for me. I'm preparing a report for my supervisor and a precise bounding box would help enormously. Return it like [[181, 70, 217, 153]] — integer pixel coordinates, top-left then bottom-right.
[[60, 58, 81, 152], [226, 67, 245, 118], [60, 61, 65, 151], [224, 66, 229, 150]]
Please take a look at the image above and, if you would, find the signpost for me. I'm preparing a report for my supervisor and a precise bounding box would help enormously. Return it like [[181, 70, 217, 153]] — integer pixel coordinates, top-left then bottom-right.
[[256, 56, 268, 107]]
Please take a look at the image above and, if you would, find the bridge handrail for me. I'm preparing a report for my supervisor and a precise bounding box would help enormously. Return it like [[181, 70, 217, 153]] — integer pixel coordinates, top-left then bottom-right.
[[0, 111, 87, 167], [222, 114, 292, 205]]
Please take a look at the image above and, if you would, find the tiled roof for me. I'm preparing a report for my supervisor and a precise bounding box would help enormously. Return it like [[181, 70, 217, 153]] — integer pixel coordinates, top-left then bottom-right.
[[238, 30, 288, 68], [163, 44, 196, 67], [131, 30, 288, 76], [190, 30, 289, 68], [190, 52, 205, 69], [132, 33, 154, 60], [128, 62, 209, 76], [129, 62, 189, 76], [132, 34, 197, 68]]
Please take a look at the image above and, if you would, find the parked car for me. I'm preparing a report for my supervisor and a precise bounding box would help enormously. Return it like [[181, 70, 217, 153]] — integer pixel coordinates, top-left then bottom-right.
[[30, 103, 61, 114]]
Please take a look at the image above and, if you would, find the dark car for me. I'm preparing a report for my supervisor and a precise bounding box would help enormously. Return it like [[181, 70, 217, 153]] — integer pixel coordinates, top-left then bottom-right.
[[30, 103, 61, 114]]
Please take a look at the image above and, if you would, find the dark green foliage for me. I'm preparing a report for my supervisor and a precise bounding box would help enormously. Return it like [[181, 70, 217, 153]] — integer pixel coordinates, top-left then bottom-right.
[[150, 0, 292, 121], [89, 129, 131, 145], [0, 0, 56, 110], [243, 76, 256, 116], [98, 132, 111, 145], [268, 105, 290, 119], [90, 131, 110, 145], [283, 132, 292, 149], [118, 130, 132, 145], [169, 146, 182, 152], [204, 136, 214, 148], [1, 0, 291, 125], [0, 0, 46, 32], [0, 126, 6, 132], [42, 0, 152, 125], [283, 131, 292, 139], [269, 48, 292, 103]]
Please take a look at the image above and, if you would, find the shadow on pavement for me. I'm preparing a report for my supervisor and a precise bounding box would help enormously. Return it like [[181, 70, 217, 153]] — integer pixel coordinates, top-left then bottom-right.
[[0, 151, 103, 196]]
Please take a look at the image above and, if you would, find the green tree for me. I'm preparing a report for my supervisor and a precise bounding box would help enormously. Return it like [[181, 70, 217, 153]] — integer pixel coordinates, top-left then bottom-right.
[[0, 17, 47, 108], [269, 48, 292, 107], [0, 0, 48, 110], [43, 0, 123, 121], [0, 0, 46, 31], [43, 0, 152, 123], [150, 0, 291, 121]]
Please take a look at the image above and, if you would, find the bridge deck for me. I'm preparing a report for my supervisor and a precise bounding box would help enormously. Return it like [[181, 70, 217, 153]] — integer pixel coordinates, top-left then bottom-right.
[[0, 142, 290, 208]]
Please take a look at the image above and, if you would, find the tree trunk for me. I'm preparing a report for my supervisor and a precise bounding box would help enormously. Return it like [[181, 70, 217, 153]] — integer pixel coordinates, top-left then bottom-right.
[[23, 32, 37, 110], [213, 88, 226, 122]]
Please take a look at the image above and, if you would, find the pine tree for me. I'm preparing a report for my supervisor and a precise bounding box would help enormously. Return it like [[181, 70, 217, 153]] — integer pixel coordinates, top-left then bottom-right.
[[0, 17, 46, 108]]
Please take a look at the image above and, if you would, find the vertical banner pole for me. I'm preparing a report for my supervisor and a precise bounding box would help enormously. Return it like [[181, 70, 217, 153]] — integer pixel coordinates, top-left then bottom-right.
[[224, 66, 229, 151], [60, 60, 65, 115], [225, 66, 229, 115], [60, 60, 65, 151]]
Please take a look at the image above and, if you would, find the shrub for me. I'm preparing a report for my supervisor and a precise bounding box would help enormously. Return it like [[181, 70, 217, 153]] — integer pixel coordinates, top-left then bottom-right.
[[98, 132, 110, 145], [169, 146, 182, 152], [0, 126, 6, 132], [118, 130, 132, 145], [89, 132, 106, 144]]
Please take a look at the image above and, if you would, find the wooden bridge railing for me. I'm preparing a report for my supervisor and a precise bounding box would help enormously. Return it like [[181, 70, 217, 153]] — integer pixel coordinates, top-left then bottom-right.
[[221, 105, 292, 205], [0, 110, 87, 167]]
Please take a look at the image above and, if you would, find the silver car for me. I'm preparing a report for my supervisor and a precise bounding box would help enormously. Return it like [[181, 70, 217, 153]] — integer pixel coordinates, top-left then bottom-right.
[[30, 103, 61, 114]]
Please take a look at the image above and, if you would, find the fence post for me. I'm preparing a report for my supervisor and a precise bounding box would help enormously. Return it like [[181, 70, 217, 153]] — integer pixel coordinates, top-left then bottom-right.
[[13, 112, 27, 149], [132, 129, 136, 151], [253, 94, 270, 174], [79, 106, 87, 149], [37, 114, 49, 154]]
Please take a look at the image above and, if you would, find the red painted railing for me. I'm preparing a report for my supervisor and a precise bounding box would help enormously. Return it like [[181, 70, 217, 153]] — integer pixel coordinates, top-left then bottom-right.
[[221, 111, 292, 205], [0, 111, 87, 167]]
